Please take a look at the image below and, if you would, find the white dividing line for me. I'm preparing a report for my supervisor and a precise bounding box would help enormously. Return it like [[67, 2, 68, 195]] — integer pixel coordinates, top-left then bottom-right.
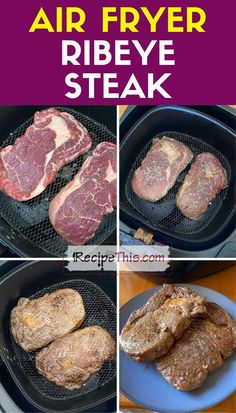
[[116, 104, 120, 413]]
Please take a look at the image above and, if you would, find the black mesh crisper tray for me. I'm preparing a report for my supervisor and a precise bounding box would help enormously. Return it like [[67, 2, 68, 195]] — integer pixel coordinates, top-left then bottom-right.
[[9, 279, 116, 401], [126, 131, 231, 234], [0, 108, 116, 256]]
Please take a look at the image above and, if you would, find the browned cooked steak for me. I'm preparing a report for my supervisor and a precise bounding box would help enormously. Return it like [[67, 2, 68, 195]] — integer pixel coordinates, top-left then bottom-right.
[[120, 284, 207, 362], [156, 303, 236, 391], [176, 153, 228, 220], [132, 137, 193, 202], [36, 326, 115, 390], [11, 289, 85, 352]]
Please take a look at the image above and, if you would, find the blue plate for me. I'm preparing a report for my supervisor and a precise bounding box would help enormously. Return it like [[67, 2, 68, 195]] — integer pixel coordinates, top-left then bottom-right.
[[120, 284, 236, 413]]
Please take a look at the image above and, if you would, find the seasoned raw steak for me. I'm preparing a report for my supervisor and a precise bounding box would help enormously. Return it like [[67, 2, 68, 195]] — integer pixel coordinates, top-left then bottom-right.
[[120, 284, 206, 362], [176, 152, 228, 220], [156, 303, 236, 391], [132, 137, 193, 202], [11, 289, 85, 352], [0, 108, 92, 201], [36, 326, 115, 390], [49, 141, 116, 245]]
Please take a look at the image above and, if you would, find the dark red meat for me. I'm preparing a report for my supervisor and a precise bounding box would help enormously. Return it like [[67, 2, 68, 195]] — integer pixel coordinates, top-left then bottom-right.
[[0, 108, 92, 201], [49, 141, 116, 245]]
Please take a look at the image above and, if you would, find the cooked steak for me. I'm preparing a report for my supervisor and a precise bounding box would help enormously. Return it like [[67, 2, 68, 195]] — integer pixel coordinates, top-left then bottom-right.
[[11, 289, 85, 352], [0, 108, 92, 201], [49, 141, 116, 245], [36, 326, 115, 390], [132, 137, 193, 202], [156, 303, 236, 391], [120, 284, 206, 362], [176, 152, 228, 220]]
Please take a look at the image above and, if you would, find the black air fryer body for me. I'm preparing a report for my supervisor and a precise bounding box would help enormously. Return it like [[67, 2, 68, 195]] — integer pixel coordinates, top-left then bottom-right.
[[0, 106, 116, 257], [120, 105, 236, 258], [0, 261, 117, 413], [152, 260, 235, 283]]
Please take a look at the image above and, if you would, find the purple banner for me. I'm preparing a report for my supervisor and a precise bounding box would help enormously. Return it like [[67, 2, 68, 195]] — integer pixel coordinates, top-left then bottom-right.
[[0, 0, 235, 104]]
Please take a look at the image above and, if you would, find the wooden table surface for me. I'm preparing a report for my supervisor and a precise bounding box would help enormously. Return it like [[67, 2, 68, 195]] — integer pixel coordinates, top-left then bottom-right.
[[119, 265, 236, 412]]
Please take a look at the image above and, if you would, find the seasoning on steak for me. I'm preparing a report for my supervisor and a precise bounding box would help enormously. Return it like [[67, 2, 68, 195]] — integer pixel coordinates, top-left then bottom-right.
[[10, 289, 85, 352], [120, 284, 206, 362], [0, 108, 92, 201], [131, 137, 193, 202], [49, 141, 116, 245], [176, 152, 228, 220], [36, 326, 115, 390], [156, 303, 236, 391]]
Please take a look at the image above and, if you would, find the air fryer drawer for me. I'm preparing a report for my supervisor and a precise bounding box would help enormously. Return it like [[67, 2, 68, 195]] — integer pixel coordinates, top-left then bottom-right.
[[0, 106, 117, 257], [120, 106, 236, 251], [0, 261, 117, 412]]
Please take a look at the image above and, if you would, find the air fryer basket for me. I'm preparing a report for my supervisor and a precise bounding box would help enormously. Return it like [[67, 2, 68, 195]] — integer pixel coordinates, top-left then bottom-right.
[[0, 107, 116, 257], [0, 261, 116, 412], [120, 106, 236, 250], [11, 280, 116, 401], [126, 131, 230, 234]]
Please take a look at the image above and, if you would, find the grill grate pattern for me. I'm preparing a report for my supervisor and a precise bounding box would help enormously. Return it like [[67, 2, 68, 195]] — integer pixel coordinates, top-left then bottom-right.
[[0, 107, 116, 256], [10, 279, 116, 401], [126, 131, 231, 234]]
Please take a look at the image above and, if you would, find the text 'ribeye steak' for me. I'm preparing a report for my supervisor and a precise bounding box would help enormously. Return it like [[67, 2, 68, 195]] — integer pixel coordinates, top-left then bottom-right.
[[0, 108, 92, 201], [49, 141, 116, 245]]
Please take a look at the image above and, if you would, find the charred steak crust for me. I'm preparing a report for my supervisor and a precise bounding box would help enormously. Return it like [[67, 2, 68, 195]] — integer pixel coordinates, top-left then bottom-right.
[[49, 141, 116, 245], [0, 108, 92, 201], [156, 302, 236, 391], [36, 326, 115, 390], [131, 137, 193, 202], [120, 284, 207, 362], [10, 289, 85, 352], [176, 152, 228, 220]]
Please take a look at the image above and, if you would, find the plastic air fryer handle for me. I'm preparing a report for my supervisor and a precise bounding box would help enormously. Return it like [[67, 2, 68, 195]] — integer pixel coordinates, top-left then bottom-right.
[[119, 231, 146, 245]]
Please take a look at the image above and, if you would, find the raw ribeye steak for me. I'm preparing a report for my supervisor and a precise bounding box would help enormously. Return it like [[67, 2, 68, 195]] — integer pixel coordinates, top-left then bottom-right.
[[176, 152, 228, 220], [49, 141, 116, 245], [132, 137, 193, 202], [0, 108, 92, 201]]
